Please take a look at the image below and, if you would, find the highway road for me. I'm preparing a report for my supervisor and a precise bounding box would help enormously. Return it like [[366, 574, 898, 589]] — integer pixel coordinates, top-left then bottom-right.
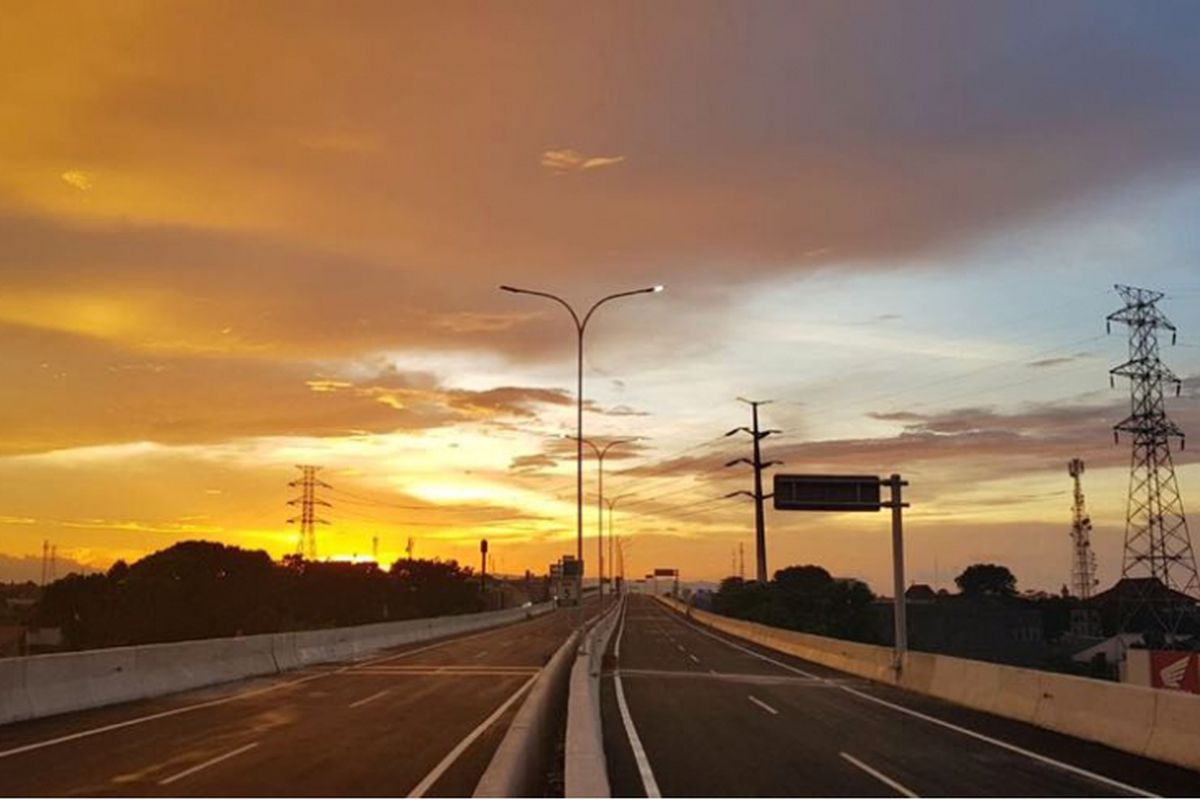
[[0, 604, 587, 797], [601, 594, 1200, 797]]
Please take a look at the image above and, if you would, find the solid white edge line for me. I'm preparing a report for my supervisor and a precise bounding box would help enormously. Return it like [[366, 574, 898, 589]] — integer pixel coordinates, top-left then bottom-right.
[[406, 672, 539, 798], [671, 609, 1158, 799], [747, 695, 779, 716], [0, 611, 557, 762], [157, 741, 259, 786], [349, 689, 391, 709], [840, 751, 918, 798], [615, 596, 662, 799]]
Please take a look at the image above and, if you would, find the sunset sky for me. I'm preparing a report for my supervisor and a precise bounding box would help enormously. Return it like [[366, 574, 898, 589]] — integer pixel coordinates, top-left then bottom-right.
[[3, 1, 1199, 594]]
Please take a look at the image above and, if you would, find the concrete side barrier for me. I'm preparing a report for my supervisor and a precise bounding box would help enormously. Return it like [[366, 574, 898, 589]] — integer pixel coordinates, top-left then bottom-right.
[[564, 602, 622, 798], [654, 596, 1200, 774], [0, 658, 30, 722], [474, 627, 581, 797], [2, 602, 553, 726], [22, 647, 139, 720], [1033, 671, 1158, 757], [1145, 688, 1200, 768]]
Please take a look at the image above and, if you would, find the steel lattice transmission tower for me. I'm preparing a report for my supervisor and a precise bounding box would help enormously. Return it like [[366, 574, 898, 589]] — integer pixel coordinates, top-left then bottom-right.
[[288, 465, 331, 560], [1067, 459, 1098, 600], [1107, 284, 1199, 634]]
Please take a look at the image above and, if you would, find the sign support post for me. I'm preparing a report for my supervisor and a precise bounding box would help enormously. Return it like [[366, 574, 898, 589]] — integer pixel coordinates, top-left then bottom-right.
[[773, 471, 911, 673], [884, 475, 909, 670]]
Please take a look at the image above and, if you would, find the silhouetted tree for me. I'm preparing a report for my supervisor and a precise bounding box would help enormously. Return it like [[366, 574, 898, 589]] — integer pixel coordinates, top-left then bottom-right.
[[711, 565, 878, 643], [955, 563, 1017, 598], [389, 558, 482, 618]]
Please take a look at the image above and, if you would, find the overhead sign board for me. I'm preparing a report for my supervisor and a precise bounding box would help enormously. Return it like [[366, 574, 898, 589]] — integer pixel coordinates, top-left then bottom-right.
[[654, 568, 678, 577], [774, 474, 882, 512]]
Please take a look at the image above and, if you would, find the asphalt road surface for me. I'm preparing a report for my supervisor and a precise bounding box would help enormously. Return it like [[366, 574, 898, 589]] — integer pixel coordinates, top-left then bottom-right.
[[0, 604, 591, 797], [601, 594, 1200, 797]]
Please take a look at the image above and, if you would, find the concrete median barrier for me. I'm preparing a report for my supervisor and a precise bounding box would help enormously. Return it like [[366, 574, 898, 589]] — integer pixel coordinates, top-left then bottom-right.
[[1, 602, 552, 727], [656, 596, 1200, 773], [565, 602, 622, 798], [474, 627, 581, 797]]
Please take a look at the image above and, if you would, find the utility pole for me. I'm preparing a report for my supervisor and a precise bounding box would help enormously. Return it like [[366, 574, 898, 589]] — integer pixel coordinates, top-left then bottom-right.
[[1068, 459, 1098, 600], [372, 535, 380, 565], [725, 398, 781, 583], [480, 539, 488, 590], [1108, 285, 1199, 637], [405, 537, 415, 561], [49, 544, 56, 582], [288, 465, 331, 560], [40, 540, 49, 586], [738, 542, 745, 581]]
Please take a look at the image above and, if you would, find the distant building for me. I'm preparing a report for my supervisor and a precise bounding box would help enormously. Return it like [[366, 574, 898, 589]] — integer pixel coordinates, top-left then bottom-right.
[[904, 584, 937, 604], [1087, 577, 1198, 639], [875, 593, 1046, 667]]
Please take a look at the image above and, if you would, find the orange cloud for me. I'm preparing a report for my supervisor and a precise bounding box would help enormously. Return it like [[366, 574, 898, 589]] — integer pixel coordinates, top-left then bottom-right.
[[541, 149, 627, 173]]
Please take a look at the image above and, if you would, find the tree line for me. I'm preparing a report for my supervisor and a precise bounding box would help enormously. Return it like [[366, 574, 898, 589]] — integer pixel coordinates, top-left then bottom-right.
[[35, 540, 484, 650]]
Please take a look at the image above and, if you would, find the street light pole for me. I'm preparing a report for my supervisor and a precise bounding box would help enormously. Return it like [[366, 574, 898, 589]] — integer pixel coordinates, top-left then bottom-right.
[[576, 438, 638, 607], [606, 494, 631, 596], [499, 284, 663, 605]]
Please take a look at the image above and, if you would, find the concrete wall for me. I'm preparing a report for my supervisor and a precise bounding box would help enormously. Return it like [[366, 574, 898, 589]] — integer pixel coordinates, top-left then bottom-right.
[[0, 603, 552, 727], [657, 597, 1200, 773]]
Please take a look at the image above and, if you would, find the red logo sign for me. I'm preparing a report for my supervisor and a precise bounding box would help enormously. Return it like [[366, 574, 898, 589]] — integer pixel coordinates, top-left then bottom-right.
[[1150, 651, 1200, 693]]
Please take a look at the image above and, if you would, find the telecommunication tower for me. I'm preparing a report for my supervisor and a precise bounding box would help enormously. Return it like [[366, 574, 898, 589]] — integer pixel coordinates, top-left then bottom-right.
[[288, 465, 331, 560], [1067, 459, 1097, 600], [1107, 285, 1199, 634]]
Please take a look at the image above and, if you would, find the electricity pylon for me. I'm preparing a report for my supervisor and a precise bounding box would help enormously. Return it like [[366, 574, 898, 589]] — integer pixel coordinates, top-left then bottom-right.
[[1107, 285, 1198, 636], [288, 465, 331, 560], [725, 398, 781, 583], [1067, 459, 1098, 600]]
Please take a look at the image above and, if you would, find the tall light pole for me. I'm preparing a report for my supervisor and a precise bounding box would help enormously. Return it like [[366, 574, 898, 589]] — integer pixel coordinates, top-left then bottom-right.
[[575, 437, 640, 605], [500, 284, 663, 603], [605, 493, 632, 595]]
